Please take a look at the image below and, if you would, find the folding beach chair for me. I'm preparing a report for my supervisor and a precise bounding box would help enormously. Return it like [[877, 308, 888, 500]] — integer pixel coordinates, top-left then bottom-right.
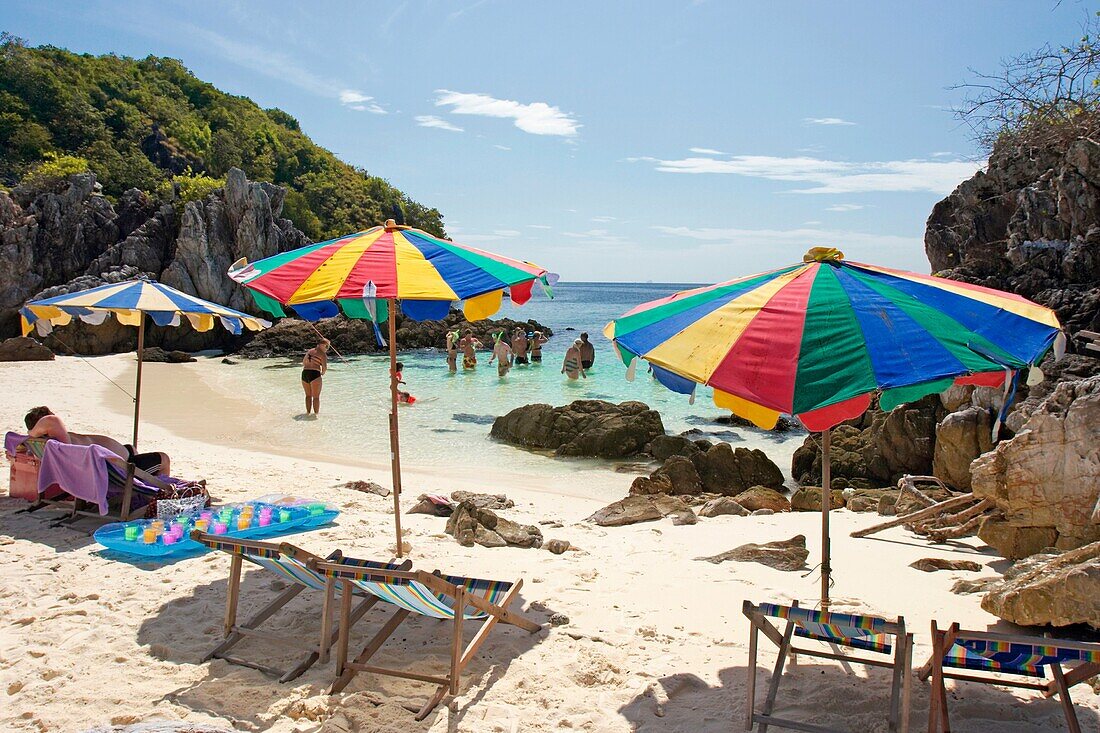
[[919, 622, 1100, 733], [742, 600, 913, 733], [318, 561, 542, 720], [11, 435, 171, 524], [193, 534, 411, 682]]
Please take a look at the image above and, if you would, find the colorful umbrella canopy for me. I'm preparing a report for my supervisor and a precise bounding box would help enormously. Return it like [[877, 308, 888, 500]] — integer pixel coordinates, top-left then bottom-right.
[[605, 248, 1063, 432], [20, 279, 270, 337], [228, 220, 555, 558], [228, 222, 554, 323]]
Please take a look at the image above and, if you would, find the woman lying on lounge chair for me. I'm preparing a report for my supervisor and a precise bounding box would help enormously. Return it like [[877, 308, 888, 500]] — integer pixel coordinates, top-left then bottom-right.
[[24, 406, 171, 475]]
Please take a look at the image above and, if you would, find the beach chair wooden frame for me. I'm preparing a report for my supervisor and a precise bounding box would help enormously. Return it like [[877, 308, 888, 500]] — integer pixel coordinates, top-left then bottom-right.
[[918, 621, 1100, 733], [318, 561, 542, 720], [743, 600, 913, 733], [193, 534, 410, 682]]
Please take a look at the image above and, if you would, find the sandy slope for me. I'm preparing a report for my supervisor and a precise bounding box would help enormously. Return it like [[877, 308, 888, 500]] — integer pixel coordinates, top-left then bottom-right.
[[0, 355, 1096, 732]]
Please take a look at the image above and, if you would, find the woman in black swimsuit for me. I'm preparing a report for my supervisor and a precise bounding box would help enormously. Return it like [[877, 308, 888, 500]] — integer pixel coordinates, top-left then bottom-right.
[[301, 339, 329, 416]]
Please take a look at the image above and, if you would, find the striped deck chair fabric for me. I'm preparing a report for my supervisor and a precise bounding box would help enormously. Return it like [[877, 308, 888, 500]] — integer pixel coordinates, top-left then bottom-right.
[[335, 568, 513, 620], [758, 601, 893, 654], [944, 638, 1100, 679], [210, 540, 397, 595]]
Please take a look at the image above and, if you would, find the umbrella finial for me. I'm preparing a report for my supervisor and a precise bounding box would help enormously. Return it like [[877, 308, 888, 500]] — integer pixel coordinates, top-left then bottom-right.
[[384, 218, 409, 232], [803, 247, 845, 263]]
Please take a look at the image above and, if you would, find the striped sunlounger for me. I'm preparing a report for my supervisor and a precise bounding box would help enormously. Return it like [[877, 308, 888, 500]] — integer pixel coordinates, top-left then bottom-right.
[[317, 560, 542, 721], [920, 622, 1100, 733], [743, 600, 913, 733], [193, 534, 410, 682]]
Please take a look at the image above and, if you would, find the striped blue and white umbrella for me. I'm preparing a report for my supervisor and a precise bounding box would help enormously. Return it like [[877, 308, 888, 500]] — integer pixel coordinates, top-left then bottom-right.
[[20, 279, 270, 337], [20, 278, 270, 448]]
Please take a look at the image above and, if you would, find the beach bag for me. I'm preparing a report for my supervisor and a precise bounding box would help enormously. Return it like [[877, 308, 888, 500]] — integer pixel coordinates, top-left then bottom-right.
[[148, 479, 210, 520], [8, 451, 40, 502]]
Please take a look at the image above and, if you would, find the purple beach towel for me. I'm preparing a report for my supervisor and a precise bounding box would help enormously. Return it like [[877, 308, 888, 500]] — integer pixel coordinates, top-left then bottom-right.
[[37, 440, 118, 515]]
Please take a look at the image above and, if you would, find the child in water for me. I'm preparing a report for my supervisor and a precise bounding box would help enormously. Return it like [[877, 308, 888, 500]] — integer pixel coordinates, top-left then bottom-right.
[[488, 332, 513, 377], [394, 362, 416, 404]]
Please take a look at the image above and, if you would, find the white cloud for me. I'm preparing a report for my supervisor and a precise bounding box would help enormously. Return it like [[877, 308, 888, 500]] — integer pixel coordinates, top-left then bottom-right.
[[434, 89, 580, 137], [340, 90, 372, 105], [527, 224, 552, 229], [652, 225, 921, 258], [415, 115, 464, 133], [493, 229, 521, 237], [494, 144, 512, 151], [803, 220, 822, 225], [689, 147, 726, 155], [804, 117, 856, 126], [931, 151, 953, 157], [825, 203, 864, 212], [630, 154, 983, 194], [591, 215, 617, 223]]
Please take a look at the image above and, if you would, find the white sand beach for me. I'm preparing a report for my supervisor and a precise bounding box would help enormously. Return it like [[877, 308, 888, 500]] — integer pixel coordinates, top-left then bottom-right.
[[1, 355, 1096, 733]]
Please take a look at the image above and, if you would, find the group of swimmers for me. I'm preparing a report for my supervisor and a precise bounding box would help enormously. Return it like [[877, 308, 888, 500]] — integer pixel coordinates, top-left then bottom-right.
[[299, 327, 598, 414]]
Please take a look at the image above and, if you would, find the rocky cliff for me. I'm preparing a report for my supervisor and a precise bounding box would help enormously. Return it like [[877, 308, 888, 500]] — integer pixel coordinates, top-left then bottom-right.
[[0, 168, 308, 353]]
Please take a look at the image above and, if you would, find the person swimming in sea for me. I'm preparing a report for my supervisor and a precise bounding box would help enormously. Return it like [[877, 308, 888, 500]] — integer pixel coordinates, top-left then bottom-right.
[[579, 332, 595, 370], [562, 338, 587, 380], [528, 330, 548, 363], [511, 327, 529, 365], [301, 338, 329, 415], [395, 361, 416, 404], [458, 328, 481, 370], [489, 332, 513, 378], [445, 330, 459, 373]]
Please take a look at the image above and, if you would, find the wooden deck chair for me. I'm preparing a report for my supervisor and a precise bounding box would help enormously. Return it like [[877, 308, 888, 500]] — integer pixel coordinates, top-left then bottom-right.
[[918, 621, 1100, 733], [193, 533, 411, 682], [743, 600, 913, 733], [318, 561, 542, 720]]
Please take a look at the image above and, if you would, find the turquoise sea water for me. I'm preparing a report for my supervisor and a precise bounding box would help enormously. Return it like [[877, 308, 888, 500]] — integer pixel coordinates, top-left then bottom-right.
[[206, 283, 806, 481]]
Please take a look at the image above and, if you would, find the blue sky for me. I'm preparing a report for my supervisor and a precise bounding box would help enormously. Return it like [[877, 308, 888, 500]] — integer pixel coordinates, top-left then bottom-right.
[[2, 0, 1092, 281]]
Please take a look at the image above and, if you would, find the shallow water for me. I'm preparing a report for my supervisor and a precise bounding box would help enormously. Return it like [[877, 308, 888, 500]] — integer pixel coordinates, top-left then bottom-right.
[[206, 283, 806, 480]]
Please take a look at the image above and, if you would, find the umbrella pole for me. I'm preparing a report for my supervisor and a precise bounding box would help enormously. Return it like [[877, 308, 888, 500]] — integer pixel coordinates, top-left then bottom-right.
[[133, 314, 145, 450], [820, 428, 831, 610], [387, 299, 404, 557]]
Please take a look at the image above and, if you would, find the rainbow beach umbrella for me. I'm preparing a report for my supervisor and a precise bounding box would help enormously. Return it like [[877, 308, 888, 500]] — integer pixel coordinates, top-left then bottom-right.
[[21, 278, 270, 450], [229, 219, 555, 556], [605, 247, 1063, 606]]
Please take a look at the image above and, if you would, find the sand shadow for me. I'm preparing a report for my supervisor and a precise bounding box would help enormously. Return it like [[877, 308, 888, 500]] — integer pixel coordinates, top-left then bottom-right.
[[139, 565, 554, 729], [617, 653, 1099, 732], [0, 501, 98, 551]]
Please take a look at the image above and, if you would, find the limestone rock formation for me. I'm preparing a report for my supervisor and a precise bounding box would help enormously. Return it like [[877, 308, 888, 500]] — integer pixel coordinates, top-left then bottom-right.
[[450, 491, 514, 510], [695, 535, 809, 571], [925, 136, 1100, 341], [973, 375, 1100, 556], [932, 407, 993, 491], [491, 400, 665, 458], [1, 169, 311, 353], [445, 500, 542, 548], [0, 336, 53, 361], [980, 542, 1100, 629], [586, 495, 689, 527]]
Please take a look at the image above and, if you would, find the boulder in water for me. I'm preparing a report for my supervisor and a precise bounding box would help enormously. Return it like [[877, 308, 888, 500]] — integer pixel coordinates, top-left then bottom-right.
[[491, 399, 665, 458]]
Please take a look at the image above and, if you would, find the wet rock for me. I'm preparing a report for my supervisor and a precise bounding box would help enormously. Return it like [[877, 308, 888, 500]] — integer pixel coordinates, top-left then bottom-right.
[[717, 413, 802, 432], [445, 500, 542, 548], [408, 494, 454, 517], [697, 497, 749, 518], [909, 558, 984, 573], [649, 434, 701, 461], [790, 487, 846, 512], [491, 399, 665, 458], [692, 443, 785, 494], [450, 491, 514, 510], [734, 486, 791, 513], [652, 455, 703, 495], [0, 336, 53, 361], [981, 542, 1100, 629], [696, 535, 809, 571], [586, 495, 689, 527], [139, 347, 196, 363]]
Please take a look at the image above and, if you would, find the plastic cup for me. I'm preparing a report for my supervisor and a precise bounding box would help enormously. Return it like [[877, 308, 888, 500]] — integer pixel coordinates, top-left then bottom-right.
[[237, 517, 249, 531], [162, 533, 177, 545], [142, 527, 157, 544], [124, 525, 139, 541], [258, 515, 271, 527], [194, 519, 209, 533], [278, 509, 291, 523], [213, 522, 228, 535], [308, 503, 325, 516]]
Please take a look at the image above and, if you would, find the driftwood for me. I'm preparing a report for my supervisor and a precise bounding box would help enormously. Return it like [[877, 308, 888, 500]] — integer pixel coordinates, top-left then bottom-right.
[[925, 508, 1002, 543], [851, 494, 982, 539], [896, 475, 947, 509]]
